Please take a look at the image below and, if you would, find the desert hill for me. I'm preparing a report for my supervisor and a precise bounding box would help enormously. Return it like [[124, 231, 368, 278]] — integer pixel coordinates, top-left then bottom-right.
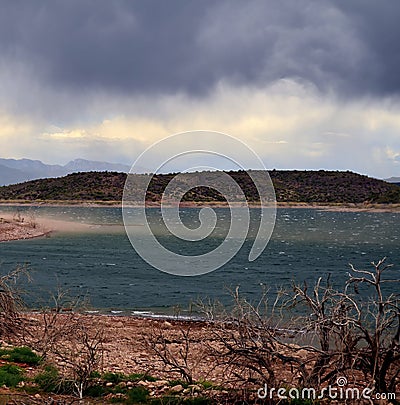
[[0, 170, 399, 204]]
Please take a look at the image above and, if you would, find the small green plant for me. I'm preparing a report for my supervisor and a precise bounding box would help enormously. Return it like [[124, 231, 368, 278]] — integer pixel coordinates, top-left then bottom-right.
[[84, 384, 108, 397], [169, 380, 189, 389], [102, 371, 126, 384], [143, 375, 157, 382], [4, 346, 41, 365], [0, 364, 24, 387], [21, 384, 41, 395], [34, 365, 61, 393], [125, 386, 149, 404], [90, 370, 101, 379], [197, 380, 215, 390], [128, 373, 157, 382], [113, 384, 128, 395]]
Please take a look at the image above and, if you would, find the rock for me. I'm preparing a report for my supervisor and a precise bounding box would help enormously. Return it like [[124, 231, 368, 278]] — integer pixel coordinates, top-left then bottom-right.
[[138, 380, 150, 386], [188, 384, 203, 392], [106, 382, 114, 387], [27, 318, 40, 324], [153, 380, 169, 388], [170, 384, 184, 393]]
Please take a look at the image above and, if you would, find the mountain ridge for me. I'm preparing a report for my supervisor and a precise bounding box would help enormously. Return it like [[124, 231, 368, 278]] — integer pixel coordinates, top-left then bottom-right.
[[0, 158, 131, 186], [0, 170, 399, 204], [385, 176, 400, 185]]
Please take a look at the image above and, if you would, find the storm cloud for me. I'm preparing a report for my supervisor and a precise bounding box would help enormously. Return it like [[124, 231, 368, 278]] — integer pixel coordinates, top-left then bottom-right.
[[1, 0, 400, 99], [1, 1, 400, 178]]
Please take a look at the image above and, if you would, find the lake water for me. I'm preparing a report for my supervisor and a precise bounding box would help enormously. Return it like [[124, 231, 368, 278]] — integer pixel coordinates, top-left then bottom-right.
[[0, 206, 399, 316]]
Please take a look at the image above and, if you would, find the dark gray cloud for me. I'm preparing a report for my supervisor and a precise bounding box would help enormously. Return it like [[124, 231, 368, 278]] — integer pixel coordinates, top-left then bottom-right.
[[335, 0, 400, 96], [1, 0, 400, 98]]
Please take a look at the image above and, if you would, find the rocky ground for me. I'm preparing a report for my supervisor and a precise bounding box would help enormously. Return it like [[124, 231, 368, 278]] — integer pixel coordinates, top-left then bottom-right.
[[26, 314, 222, 382], [0, 315, 239, 404], [0, 217, 49, 242], [0, 314, 397, 404]]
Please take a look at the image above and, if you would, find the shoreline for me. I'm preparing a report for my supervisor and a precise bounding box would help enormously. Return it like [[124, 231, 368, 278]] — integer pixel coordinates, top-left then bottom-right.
[[0, 216, 50, 242], [0, 199, 400, 212], [0, 214, 93, 242], [1, 200, 399, 242]]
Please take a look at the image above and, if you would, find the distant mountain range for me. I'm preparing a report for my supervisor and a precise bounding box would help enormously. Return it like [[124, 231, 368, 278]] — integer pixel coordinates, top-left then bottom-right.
[[385, 177, 400, 185], [1, 158, 399, 195], [0, 158, 133, 186]]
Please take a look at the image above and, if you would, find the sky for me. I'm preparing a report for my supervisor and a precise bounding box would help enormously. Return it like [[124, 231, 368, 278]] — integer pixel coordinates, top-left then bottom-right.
[[1, 0, 400, 178]]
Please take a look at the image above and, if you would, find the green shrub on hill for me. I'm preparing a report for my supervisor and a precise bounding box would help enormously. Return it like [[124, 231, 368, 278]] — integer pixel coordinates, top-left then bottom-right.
[[0, 170, 399, 204], [0, 364, 24, 387]]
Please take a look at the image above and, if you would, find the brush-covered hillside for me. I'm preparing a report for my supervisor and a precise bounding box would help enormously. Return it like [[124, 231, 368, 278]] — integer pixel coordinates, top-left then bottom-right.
[[0, 170, 399, 204]]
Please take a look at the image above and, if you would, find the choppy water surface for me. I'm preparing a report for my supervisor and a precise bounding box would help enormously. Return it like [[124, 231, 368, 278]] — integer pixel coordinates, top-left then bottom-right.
[[0, 206, 398, 315]]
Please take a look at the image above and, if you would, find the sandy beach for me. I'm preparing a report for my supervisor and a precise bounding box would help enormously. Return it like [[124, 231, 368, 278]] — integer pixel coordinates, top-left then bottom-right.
[[0, 213, 92, 242], [0, 216, 49, 242]]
